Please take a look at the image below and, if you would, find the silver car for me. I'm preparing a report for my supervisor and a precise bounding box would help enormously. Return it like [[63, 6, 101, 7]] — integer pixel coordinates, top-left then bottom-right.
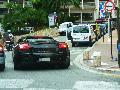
[[0, 45, 5, 71]]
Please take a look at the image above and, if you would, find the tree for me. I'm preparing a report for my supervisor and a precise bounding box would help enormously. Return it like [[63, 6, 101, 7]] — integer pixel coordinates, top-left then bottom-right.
[[2, 0, 80, 33], [30, 0, 80, 23], [2, 2, 47, 33]]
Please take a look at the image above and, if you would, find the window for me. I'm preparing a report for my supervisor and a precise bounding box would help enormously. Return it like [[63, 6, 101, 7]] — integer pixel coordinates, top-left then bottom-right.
[[73, 26, 89, 33]]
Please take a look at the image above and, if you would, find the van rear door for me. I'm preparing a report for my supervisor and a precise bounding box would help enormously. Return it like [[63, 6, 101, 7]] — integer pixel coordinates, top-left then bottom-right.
[[72, 25, 90, 42]]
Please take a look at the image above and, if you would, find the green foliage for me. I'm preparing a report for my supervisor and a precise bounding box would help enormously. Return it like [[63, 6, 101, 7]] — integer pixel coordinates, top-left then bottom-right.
[[1, 0, 80, 34], [31, 0, 80, 23], [1, 2, 47, 33]]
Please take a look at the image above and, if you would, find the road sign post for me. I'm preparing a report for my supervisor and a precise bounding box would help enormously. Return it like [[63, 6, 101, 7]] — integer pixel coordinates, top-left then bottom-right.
[[104, 0, 115, 61]]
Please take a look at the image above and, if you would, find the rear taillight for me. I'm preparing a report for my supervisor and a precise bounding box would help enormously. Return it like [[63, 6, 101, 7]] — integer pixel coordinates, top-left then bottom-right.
[[58, 42, 68, 49], [0, 44, 4, 52], [18, 43, 30, 51], [0, 46, 3, 52]]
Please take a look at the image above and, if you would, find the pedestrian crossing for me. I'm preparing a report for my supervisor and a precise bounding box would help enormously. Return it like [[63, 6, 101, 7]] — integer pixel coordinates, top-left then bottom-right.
[[73, 81, 120, 90], [0, 79, 34, 88], [0, 80, 119, 90]]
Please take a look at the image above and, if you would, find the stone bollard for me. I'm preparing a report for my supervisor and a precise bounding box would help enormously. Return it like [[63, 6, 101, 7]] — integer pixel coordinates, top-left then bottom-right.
[[92, 51, 101, 67], [83, 50, 90, 60]]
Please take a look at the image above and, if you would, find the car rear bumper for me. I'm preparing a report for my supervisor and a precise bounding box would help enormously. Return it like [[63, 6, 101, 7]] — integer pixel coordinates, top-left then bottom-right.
[[14, 52, 69, 64], [72, 41, 90, 44]]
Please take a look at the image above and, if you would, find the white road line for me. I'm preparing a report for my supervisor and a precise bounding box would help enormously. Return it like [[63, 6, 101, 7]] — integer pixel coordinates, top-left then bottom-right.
[[70, 50, 82, 53], [24, 88, 72, 90], [0, 79, 34, 88], [70, 52, 82, 55], [70, 50, 83, 55], [24, 88, 56, 90], [73, 81, 120, 90]]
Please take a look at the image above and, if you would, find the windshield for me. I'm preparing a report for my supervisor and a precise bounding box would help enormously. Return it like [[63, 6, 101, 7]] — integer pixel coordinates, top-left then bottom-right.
[[73, 26, 89, 33], [27, 38, 55, 44]]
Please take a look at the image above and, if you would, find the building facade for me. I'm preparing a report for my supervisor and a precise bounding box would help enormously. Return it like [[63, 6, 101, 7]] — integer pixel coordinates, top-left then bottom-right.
[[0, 0, 119, 22], [69, 0, 119, 23], [0, 0, 8, 19], [0, 0, 29, 21]]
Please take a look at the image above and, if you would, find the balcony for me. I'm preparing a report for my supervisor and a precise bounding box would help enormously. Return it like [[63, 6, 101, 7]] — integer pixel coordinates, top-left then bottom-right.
[[0, 1, 7, 8]]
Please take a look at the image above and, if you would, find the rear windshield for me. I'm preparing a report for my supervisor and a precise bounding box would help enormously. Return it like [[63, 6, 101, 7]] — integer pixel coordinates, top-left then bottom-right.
[[27, 38, 55, 44], [18, 36, 55, 43], [73, 26, 89, 33]]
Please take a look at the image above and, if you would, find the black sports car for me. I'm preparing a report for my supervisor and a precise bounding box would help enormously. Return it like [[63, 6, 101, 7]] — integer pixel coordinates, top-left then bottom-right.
[[12, 36, 70, 70]]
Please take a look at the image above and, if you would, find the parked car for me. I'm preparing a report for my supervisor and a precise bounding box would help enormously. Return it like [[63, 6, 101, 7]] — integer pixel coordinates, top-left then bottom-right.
[[20, 27, 34, 34], [12, 36, 70, 70], [0, 44, 5, 71]]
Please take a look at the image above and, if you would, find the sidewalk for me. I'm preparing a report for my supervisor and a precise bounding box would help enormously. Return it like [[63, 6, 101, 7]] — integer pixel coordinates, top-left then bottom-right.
[[83, 29, 120, 75]]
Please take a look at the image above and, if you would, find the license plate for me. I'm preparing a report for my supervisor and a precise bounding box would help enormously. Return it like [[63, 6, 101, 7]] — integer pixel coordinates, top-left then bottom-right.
[[39, 58, 50, 62]]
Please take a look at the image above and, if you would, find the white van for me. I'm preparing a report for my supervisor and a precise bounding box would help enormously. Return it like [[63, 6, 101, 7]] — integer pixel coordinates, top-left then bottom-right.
[[71, 24, 96, 47], [58, 22, 73, 36]]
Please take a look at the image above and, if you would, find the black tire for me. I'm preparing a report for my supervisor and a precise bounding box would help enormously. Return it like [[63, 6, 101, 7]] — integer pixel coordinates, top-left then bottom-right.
[[72, 42, 75, 47], [14, 62, 21, 70], [61, 56, 70, 69], [13, 56, 16, 62], [95, 37, 98, 41], [0, 64, 5, 71], [89, 42, 93, 47]]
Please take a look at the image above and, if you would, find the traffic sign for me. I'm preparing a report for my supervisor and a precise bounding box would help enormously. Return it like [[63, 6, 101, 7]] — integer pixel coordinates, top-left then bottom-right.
[[104, 0, 115, 12]]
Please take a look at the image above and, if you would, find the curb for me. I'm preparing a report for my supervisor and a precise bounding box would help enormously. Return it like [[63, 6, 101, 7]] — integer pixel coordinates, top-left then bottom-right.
[[75, 39, 120, 78], [74, 50, 120, 78]]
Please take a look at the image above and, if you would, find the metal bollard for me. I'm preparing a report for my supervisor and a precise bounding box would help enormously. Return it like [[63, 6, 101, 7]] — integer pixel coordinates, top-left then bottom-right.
[[83, 50, 90, 60]]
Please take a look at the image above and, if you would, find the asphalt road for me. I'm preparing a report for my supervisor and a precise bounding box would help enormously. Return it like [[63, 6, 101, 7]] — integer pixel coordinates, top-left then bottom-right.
[[0, 36, 120, 90]]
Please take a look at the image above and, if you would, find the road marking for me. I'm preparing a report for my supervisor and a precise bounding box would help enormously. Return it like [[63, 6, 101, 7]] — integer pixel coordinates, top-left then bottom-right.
[[71, 52, 82, 55], [24, 88, 72, 90], [70, 50, 82, 53], [0, 79, 34, 88], [24, 88, 56, 90], [70, 50, 82, 55], [73, 81, 120, 90]]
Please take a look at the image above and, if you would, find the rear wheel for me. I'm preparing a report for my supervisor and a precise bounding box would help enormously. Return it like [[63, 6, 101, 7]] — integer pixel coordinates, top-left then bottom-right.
[[89, 41, 93, 47], [61, 56, 70, 69], [72, 41, 76, 47], [0, 64, 5, 71], [72, 43, 75, 47], [14, 62, 21, 70]]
